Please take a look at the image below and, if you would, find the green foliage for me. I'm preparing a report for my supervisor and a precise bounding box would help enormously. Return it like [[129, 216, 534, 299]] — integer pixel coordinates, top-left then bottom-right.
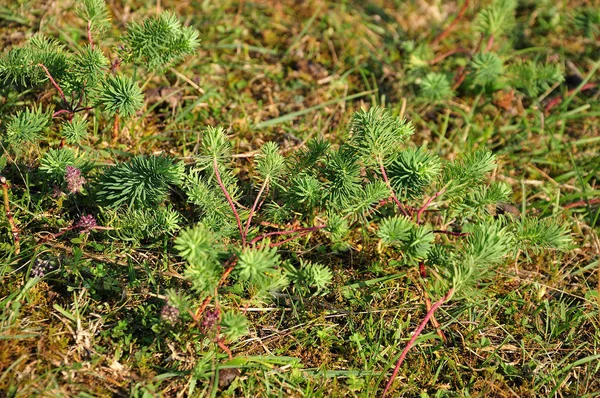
[[573, 8, 600, 38], [0, 3, 591, 396], [61, 115, 89, 144], [378, 216, 434, 264], [462, 219, 514, 267], [444, 149, 497, 195], [76, 0, 111, 31], [514, 217, 573, 254], [39, 148, 89, 181], [236, 244, 281, 286], [175, 224, 222, 296], [103, 206, 181, 242], [95, 74, 144, 117], [452, 181, 512, 218], [97, 155, 184, 208], [200, 126, 231, 160], [64, 45, 109, 95], [3, 105, 51, 146], [184, 170, 233, 219], [475, 0, 517, 37], [220, 312, 248, 340], [348, 106, 414, 163], [324, 211, 351, 252], [287, 259, 333, 295], [322, 148, 362, 210], [418, 72, 453, 102], [347, 181, 390, 219], [471, 52, 504, 86], [508, 60, 564, 97], [388, 146, 441, 199], [286, 174, 323, 212], [256, 142, 285, 182], [0, 34, 69, 87], [122, 11, 200, 70], [288, 137, 330, 174]]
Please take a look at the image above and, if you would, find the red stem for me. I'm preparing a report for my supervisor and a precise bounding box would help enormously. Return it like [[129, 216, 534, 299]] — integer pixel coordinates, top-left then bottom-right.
[[379, 160, 409, 217], [545, 83, 597, 112], [243, 179, 268, 242], [417, 189, 445, 224], [563, 197, 600, 209], [87, 20, 94, 49], [213, 157, 245, 245], [432, 0, 470, 46], [37, 63, 66, 102], [485, 34, 494, 51], [217, 339, 233, 359], [52, 109, 73, 118], [430, 48, 471, 65], [381, 288, 454, 397]]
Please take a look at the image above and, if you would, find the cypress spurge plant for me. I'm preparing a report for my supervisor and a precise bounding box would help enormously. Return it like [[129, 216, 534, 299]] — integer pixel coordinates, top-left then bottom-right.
[[0, 0, 199, 148], [171, 107, 571, 377], [0, 0, 199, 244]]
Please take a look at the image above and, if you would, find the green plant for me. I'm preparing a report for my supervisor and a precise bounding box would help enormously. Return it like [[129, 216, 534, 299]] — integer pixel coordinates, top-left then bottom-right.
[[1, 1, 595, 396], [97, 155, 184, 208], [169, 107, 571, 386]]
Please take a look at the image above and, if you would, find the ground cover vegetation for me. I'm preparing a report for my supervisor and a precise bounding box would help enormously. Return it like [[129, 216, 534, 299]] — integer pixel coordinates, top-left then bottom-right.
[[0, 0, 599, 396]]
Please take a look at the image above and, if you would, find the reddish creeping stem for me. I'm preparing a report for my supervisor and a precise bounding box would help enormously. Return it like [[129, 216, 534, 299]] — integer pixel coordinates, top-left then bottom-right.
[[382, 289, 454, 397]]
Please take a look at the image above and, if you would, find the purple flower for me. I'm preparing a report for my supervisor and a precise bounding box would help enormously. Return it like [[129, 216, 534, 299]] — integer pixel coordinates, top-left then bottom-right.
[[30, 258, 52, 278], [202, 310, 219, 332], [161, 304, 180, 324], [65, 165, 86, 193], [76, 214, 97, 232]]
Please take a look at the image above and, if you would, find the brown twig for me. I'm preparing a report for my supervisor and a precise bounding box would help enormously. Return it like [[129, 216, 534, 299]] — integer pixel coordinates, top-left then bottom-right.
[[381, 288, 454, 397], [217, 339, 233, 359], [432, 0, 470, 47], [1, 176, 20, 254]]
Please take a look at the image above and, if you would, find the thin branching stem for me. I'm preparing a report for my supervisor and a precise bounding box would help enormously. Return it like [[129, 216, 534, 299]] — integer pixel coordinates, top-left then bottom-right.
[[87, 20, 94, 49], [243, 179, 268, 243], [212, 157, 245, 244], [432, 0, 470, 46], [485, 34, 495, 51], [417, 188, 446, 224], [378, 159, 409, 217], [37, 63, 67, 103], [382, 288, 454, 397], [430, 48, 471, 65], [52, 109, 73, 119]]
